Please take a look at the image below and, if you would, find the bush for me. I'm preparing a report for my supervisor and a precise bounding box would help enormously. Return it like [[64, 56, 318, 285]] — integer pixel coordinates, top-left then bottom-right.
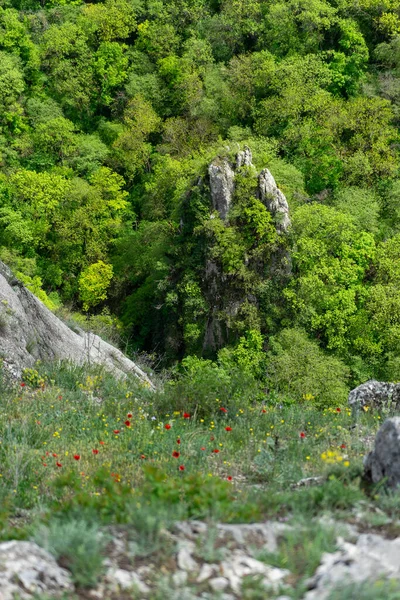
[[267, 328, 350, 407], [161, 354, 262, 417], [33, 518, 106, 588]]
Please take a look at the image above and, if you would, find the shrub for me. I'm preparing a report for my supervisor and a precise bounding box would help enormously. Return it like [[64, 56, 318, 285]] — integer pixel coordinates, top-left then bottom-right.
[[161, 354, 262, 417], [33, 518, 106, 588], [267, 328, 350, 407]]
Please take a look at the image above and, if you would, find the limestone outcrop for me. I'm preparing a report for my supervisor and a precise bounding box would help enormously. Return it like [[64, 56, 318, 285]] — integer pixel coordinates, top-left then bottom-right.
[[0, 260, 154, 388], [305, 533, 400, 599], [0, 541, 74, 600], [208, 146, 291, 233], [208, 158, 235, 221], [258, 168, 291, 233], [348, 380, 400, 413], [363, 417, 400, 488]]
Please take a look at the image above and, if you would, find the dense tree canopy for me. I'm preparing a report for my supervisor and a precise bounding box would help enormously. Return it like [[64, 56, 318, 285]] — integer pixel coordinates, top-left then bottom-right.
[[2, 0, 400, 392]]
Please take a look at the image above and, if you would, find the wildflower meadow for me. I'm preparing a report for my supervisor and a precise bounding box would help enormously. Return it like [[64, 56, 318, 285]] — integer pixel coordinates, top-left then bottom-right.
[[1, 358, 399, 597]]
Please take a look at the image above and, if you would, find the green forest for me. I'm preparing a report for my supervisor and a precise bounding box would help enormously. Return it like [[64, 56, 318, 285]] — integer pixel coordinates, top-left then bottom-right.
[[3, 0, 400, 405]]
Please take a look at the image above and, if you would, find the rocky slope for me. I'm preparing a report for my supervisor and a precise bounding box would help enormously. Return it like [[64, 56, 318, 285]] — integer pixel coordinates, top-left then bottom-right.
[[0, 260, 154, 388]]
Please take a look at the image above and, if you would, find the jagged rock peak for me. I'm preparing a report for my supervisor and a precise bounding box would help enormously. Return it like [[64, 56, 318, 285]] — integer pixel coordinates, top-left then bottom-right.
[[208, 158, 235, 221], [0, 260, 154, 388], [258, 169, 291, 233], [208, 147, 291, 233], [236, 145, 253, 169]]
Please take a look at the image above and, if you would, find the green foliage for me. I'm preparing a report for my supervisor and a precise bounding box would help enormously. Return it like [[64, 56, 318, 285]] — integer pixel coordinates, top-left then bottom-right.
[[162, 352, 262, 417], [267, 328, 350, 407], [330, 187, 380, 234], [0, 0, 399, 394], [79, 261, 113, 311], [33, 518, 106, 588], [286, 204, 375, 354], [260, 522, 338, 578], [328, 579, 400, 600]]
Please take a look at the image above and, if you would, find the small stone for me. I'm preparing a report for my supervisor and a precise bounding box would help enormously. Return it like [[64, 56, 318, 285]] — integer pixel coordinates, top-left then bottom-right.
[[177, 541, 198, 571], [88, 586, 105, 599], [197, 563, 218, 583], [292, 476, 324, 489], [172, 570, 188, 587], [209, 577, 229, 591], [106, 568, 149, 595]]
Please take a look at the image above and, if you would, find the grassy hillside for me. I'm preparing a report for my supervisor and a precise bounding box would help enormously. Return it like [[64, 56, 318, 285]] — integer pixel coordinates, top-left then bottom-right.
[[1, 360, 400, 597]]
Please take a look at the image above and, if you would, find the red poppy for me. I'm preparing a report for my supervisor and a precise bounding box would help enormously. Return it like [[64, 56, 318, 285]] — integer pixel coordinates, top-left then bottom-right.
[[56, 462, 62, 467], [177, 438, 181, 444], [219, 407, 227, 413], [262, 409, 267, 413], [201, 447, 206, 451], [42, 463, 47, 467], [113, 430, 120, 434], [336, 407, 341, 413], [300, 432, 306, 438], [210, 436, 215, 441], [52, 453, 57, 457], [227, 476, 233, 481], [36, 420, 41, 425], [46, 451, 50, 456], [212, 449, 220, 454], [124, 420, 131, 427], [165, 424, 171, 430], [58, 395, 62, 399], [340, 444, 346, 449], [73, 454, 80, 461], [127, 413, 133, 418], [225, 426, 232, 432], [183, 412, 190, 419], [92, 449, 99, 455], [140, 454, 146, 459], [99, 441, 105, 445], [179, 465, 185, 471], [172, 451, 180, 458], [20, 382, 25, 387]]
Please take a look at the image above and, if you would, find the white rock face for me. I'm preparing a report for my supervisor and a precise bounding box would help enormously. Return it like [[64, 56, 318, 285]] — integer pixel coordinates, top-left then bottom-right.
[[364, 417, 400, 488], [236, 146, 253, 168], [305, 534, 400, 599], [0, 260, 154, 388], [258, 169, 291, 233], [208, 148, 291, 233], [208, 159, 235, 220], [0, 541, 74, 600]]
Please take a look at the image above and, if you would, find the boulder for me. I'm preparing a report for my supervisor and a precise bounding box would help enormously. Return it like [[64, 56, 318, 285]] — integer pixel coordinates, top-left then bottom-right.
[[348, 380, 400, 413], [0, 541, 74, 600], [363, 417, 400, 488], [0, 260, 154, 388]]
